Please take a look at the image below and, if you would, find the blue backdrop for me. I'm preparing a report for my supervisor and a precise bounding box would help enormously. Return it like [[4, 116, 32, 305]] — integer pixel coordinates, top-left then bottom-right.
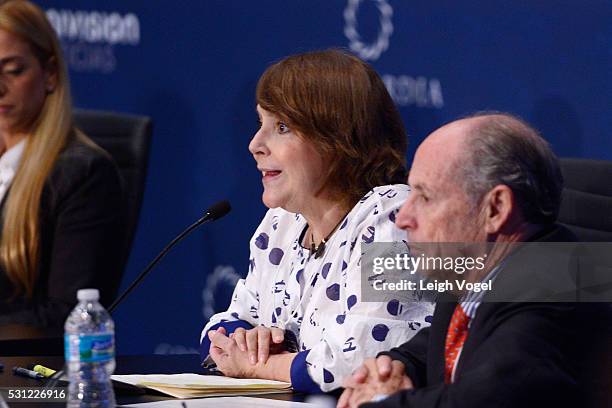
[[38, 0, 611, 354]]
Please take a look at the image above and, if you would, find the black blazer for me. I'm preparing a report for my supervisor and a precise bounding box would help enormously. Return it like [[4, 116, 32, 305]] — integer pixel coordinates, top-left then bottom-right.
[[364, 225, 611, 408], [0, 137, 127, 328]]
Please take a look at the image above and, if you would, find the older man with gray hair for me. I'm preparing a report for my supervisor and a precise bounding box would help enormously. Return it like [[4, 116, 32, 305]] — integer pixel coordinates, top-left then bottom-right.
[[338, 113, 610, 408]]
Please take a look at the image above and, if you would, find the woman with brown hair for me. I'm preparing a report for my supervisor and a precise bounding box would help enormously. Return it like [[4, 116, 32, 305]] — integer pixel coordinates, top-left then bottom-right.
[[200, 49, 432, 392], [0, 0, 125, 328]]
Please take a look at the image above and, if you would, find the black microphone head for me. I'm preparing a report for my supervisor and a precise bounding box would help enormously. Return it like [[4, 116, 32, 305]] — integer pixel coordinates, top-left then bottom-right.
[[205, 200, 231, 221]]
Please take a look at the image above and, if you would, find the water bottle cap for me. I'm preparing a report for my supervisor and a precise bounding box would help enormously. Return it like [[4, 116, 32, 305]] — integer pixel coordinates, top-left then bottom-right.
[[77, 288, 100, 301]]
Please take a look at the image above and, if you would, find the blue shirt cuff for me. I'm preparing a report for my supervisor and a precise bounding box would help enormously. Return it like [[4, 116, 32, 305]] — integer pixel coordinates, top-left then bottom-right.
[[290, 350, 323, 394], [199, 320, 253, 364]]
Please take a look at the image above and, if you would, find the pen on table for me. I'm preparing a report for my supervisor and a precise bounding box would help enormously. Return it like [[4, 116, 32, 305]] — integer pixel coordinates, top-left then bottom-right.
[[181, 402, 188, 407], [27, 363, 56, 378], [12, 366, 44, 380]]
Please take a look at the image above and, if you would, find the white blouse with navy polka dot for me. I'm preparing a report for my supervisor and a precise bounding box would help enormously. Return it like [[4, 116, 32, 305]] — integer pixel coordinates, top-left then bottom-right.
[[201, 184, 433, 391]]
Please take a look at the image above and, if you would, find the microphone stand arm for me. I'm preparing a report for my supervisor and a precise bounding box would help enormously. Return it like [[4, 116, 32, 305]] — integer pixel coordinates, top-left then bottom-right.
[[108, 214, 209, 314]]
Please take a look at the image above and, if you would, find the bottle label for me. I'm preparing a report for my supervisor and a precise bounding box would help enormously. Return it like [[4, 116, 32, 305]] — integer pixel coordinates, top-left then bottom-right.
[[64, 334, 115, 363]]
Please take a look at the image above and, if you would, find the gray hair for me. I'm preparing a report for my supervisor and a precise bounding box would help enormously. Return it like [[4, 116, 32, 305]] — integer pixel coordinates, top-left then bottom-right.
[[460, 112, 563, 225]]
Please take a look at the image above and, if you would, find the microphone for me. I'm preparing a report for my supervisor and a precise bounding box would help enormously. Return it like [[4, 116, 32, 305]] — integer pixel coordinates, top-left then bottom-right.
[[46, 200, 231, 389], [107, 199, 231, 314], [204, 200, 231, 221]]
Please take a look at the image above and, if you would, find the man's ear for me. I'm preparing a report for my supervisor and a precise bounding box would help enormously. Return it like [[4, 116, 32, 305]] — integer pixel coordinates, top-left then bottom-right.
[[43, 56, 58, 94], [482, 184, 515, 234]]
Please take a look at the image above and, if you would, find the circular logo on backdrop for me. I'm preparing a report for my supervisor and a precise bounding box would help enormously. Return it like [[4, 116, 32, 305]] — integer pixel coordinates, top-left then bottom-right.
[[344, 0, 394, 61], [201, 265, 241, 319]]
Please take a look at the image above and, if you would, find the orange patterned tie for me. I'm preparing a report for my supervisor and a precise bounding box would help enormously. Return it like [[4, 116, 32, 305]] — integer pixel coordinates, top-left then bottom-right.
[[444, 304, 470, 383]]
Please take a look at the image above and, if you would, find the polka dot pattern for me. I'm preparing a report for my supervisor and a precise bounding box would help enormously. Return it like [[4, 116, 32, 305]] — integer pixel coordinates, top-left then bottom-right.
[[269, 248, 284, 265], [372, 324, 389, 342], [340, 218, 348, 230], [255, 233, 269, 250], [323, 369, 335, 383], [321, 263, 332, 279], [387, 299, 401, 316], [326, 283, 340, 301], [347, 295, 357, 310], [201, 185, 434, 392]]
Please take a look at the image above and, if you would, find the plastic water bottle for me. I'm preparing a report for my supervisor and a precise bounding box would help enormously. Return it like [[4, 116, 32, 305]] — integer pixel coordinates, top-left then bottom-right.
[[65, 288, 116, 408]]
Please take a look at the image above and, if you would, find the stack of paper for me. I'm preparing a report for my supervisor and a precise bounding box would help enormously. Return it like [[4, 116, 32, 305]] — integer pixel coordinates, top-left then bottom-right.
[[111, 374, 292, 399], [119, 396, 320, 407]]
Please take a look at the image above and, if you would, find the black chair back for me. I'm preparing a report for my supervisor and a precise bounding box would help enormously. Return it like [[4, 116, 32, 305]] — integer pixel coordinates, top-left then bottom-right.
[[559, 158, 612, 241], [74, 109, 152, 266]]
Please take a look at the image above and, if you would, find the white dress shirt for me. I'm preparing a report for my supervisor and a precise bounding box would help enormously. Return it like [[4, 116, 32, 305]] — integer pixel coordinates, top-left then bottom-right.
[[0, 138, 27, 203]]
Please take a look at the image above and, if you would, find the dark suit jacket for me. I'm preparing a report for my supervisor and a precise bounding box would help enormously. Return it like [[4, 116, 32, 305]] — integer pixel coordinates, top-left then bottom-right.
[[364, 225, 611, 408], [0, 137, 127, 328]]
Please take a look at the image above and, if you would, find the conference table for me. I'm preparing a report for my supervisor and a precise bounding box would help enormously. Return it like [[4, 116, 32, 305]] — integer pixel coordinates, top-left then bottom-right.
[[0, 325, 63, 356], [0, 354, 307, 407]]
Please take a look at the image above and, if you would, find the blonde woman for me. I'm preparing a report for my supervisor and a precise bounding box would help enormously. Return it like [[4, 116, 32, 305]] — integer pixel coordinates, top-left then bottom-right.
[[0, 0, 125, 328]]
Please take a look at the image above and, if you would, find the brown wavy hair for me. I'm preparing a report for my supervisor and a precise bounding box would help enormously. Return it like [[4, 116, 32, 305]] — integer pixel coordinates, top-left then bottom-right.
[[256, 49, 407, 210]]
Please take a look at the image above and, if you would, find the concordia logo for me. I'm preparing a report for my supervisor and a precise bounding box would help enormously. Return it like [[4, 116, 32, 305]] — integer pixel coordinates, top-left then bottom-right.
[[344, 0, 393, 61], [343, 0, 444, 108], [201, 265, 241, 320]]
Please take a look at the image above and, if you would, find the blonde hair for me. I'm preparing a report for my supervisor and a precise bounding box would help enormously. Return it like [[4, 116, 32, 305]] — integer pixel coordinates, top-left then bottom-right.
[[0, 0, 74, 298]]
